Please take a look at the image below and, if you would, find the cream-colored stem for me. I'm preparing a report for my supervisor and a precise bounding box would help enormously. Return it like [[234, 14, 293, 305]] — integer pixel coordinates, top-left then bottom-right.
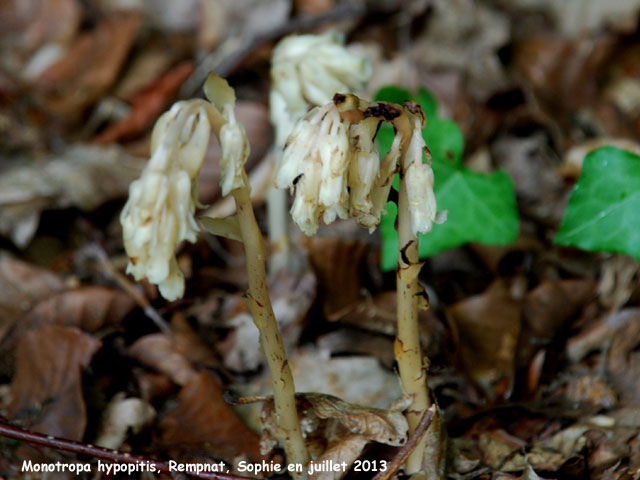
[[232, 185, 309, 477], [395, 171, 430, 474], [266, 168, 291, 275]]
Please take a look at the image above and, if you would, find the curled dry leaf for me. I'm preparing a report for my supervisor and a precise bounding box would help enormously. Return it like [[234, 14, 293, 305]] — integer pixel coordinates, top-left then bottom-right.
[[516, 279, 595, 370], [0, 255, 65, 344], [260, 393, 409, 460], [8, 325, 101, 441], [0, 0, 81, 63], [128, 333, 197, 386], [305, 237, 369, 318], [333, 290, 448, 363], [25, 286, 136, 332], [94, 392, 156, 450], [447, 280, 522, 399], [285, 348, 403, 409], [158, 371, 263, 463], [218, 269, 315, 371], [0, 145, 143, 247], [1, 285, 135, 377], [35, 12, 141, 119], [308, 434, 368, 480], [95, 61, 195, 144]]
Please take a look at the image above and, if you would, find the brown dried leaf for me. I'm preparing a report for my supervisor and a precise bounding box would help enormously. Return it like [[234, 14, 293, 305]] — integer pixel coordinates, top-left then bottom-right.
[[447, 280, 522, 399], [306, 237, 369, 318], [308, 434, 367, 480], [516, 279, 595, 369], [0, 255, 65, 342], [128, 333, 197, 386], [218, 270, 314, 372], [95, 61, 195, 144], [158, 371, 262, 463], [0, 145, 143, 247], [0, 0, 81, 60], [333, 290, 447, 362], [306, 393, 410, 446], [8, 325, 101, 440], [26, 286, 136, 332], [36, 12, 141, 119], [260, 393, 409, 460]]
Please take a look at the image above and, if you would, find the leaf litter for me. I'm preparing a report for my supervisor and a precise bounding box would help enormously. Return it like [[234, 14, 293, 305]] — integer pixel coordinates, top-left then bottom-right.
[[2, 1, 640, 479]]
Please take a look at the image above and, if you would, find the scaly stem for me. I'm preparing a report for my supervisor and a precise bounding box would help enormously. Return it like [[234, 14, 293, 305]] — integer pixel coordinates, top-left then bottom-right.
[[395, 144, 431, 474], [231, 184, 309, 477]]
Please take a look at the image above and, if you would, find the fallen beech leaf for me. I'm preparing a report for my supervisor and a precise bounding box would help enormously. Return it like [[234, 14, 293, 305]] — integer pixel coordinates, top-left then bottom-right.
[[26, 286, 136, 332], [260, 393, 409, 458], [491, 133, 566, 224], [287, 348, 403, 409], [516, 279, 595, 369], [170, 313, 221, 369], [0, 145, 143, 247], [36, 13, 141, 119], [158, 371, 262, 463], [606, 309, 640, 406], [309, 434, 367, 480], [447, 280, 521, 399], [0, 0, 81, 60], [305, 237, 369, 318], [0, 255, 65, 343], [128, 333, 196, 386], [218, 270, 314, 371], [334, 290, 447, 362], [95, 61, 195, 144], [94, 392, 156, 450], [8, 325, 101, 440]]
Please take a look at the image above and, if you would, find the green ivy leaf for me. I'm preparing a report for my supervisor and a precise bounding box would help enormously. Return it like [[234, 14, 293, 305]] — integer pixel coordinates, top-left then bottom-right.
[[375, 85, 520, 271], [554, 146, 640, 260]]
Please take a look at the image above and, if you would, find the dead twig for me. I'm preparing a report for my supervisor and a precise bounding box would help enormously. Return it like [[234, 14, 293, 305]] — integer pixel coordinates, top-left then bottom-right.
[[180, 0, 404, 98], [371, 405, 435, 480], [0, 417, 258, 480]]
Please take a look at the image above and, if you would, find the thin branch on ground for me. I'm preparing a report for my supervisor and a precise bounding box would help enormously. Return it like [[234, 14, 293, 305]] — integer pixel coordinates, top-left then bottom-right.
[[0, 418, 258, 480], [371, 405, 435, 480], [180, 0, 404, 97]]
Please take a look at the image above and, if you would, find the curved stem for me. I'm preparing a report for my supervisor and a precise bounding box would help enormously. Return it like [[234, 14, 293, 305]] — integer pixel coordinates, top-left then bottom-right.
[[231, 184, 309, 478]]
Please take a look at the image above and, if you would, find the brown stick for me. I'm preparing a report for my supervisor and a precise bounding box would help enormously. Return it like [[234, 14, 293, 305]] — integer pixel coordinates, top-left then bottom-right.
[[371, 406, 435, 480], [0, 418, 257, 480]]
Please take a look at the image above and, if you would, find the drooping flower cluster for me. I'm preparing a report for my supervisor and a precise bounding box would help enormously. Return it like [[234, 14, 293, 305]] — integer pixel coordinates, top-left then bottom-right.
[[121, 74, 249, 301], [276, 96, 444, 236], [270, 30, 371, 150]]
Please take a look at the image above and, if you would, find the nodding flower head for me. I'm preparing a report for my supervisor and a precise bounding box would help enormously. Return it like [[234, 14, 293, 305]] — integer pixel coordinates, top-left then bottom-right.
[[276, 96, 445, 237], [402, 106, 446, 236], [270, 30, 371, 149], [121, 74, 249, 301], [121, 100, 211, 301], [276, 103, 351, 235]]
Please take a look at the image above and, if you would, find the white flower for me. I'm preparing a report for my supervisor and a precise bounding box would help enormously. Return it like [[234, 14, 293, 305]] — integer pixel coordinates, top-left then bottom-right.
[[121, 101, 211, 301], [270, 30, 371, 149], [402, 113, 444, 236], [278, 103, 351, 235]]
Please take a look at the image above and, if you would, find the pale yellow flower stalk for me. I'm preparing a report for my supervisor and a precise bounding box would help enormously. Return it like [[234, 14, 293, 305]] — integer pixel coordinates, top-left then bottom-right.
[[122, 75, 308, 475], [278, 96, 446, 476], [268, 31, 371, 272]]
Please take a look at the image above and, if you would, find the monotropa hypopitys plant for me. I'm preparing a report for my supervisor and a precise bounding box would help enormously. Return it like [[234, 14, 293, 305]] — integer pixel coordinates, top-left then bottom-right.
[[121, 74, 309, 476], [277, 93, 446, 476]]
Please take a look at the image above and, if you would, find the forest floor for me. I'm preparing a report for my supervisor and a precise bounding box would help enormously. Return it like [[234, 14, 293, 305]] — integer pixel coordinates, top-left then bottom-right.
[[1, 1, 640, 479]]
